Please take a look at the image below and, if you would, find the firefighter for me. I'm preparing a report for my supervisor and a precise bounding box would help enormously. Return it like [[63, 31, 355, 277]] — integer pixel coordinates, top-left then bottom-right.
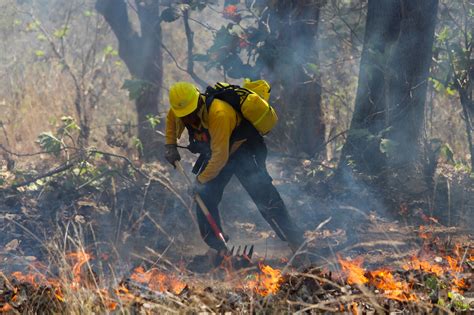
[[164, 82, 304, 265]]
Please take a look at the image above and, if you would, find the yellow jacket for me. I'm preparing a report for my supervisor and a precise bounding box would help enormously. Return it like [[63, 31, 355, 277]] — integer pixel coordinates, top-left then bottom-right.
[[165, 99, 244, 183]]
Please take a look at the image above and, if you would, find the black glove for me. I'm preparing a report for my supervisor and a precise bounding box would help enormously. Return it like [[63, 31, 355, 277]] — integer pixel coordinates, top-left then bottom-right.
[[164, 144, 181, 167]]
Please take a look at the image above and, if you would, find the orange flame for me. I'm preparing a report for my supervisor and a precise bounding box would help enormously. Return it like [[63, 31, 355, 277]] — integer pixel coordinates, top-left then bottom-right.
[[402, 256, 444, 276], [247, 263, 283, 296], [369, 269, 417, 301], [11, 271, 46, 285], [67, 251, 92, 284], [130, 266, 186, 295], [340, 256, 418, 301], [114, 284, 135, 306], [0, 303, 13, 312], [338, 256, 368, 285], [445, 247, 469, 292], [351, 302, 359, 315]]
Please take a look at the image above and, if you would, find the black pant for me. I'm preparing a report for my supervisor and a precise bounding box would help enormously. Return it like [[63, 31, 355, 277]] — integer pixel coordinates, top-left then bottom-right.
[[196, 140, 304, 251]]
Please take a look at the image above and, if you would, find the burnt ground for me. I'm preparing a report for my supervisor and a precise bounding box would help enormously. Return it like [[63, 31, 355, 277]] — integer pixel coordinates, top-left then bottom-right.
[[0, 152, 473, 310], [0, 151, 473, 314]]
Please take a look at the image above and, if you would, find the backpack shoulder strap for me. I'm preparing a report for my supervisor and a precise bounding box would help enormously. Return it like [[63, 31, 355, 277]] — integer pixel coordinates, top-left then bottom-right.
[[205, 83, 244, 111]]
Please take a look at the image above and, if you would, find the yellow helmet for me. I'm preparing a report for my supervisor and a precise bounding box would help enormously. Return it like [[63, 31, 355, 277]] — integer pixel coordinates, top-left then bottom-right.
[[169, 82, 200, 117]]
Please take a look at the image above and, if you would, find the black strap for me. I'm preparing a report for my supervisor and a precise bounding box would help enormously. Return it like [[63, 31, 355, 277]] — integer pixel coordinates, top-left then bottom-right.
[[204, 83, 252, 113]]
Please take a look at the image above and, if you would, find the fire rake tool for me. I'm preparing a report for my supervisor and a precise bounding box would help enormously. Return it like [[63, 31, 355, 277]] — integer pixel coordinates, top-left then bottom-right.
[[175, 160, 254, 262]]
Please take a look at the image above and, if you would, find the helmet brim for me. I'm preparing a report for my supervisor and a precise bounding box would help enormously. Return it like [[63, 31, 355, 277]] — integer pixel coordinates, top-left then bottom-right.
[[172, 92, 199, 118]]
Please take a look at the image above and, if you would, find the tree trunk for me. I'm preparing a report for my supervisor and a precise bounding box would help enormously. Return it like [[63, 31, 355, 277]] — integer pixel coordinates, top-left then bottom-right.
[[339, 0, 401, 175], [96, 0, 163, 159], [339, 0, 438, 190], [384, 0, 438, 169], [459, 90, 474, 171], [263, 0, 325, 157]]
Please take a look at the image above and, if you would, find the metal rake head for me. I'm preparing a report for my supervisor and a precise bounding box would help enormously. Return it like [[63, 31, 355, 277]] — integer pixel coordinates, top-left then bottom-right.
[[229, 244, 254, 260]]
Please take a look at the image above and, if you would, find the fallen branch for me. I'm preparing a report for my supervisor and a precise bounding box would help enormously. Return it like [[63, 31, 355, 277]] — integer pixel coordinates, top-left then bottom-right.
[[11, 159, 78, 189], [0, 143, 62, 157]]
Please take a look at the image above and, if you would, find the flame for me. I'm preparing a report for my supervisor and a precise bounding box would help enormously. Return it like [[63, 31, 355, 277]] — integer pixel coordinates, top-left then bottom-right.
[[96, 288, 120, 311], [418, 226, 431, 239], [67, 251, 92, 284], [11, 271, 46, 285], [402, 256, 444, 276], [445, 255, 462, 273], [369, 269, 417, 301], [223, 4, 241, 22], [0, 303, 13, 312], [445, 247, 469, 292], [130, 266, 186, 295], [351, 302, 359, 315], [223, 5, 238, 16], [114, 284, 136, 306], [247, 263, 283, 296], [338, 256, 368, 285]]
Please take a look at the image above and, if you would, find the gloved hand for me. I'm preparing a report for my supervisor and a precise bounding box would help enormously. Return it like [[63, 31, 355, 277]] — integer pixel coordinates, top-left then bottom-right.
[[188, 177, 205, 196], [164, 144, 181, 167]]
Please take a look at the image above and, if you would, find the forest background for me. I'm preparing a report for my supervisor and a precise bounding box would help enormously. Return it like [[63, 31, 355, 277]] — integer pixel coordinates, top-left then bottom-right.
[[0, 0, 472, 312], [1, 0, 473, 257]]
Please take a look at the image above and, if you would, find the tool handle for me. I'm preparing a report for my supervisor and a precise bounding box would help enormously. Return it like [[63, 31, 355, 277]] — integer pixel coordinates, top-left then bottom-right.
[[175, 161, 192, 185], [195, 195, 227, 246], [175, 161, 228, 247]]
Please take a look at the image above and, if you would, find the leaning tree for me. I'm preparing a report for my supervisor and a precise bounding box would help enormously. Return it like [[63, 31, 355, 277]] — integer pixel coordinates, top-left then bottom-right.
[[96, 0, 163, 159]]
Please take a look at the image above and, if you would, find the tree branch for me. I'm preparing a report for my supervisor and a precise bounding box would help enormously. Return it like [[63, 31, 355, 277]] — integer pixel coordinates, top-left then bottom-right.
[[11, 159, 78, 189], [182, 8, 208, 89], [95, 0, 141, 76]]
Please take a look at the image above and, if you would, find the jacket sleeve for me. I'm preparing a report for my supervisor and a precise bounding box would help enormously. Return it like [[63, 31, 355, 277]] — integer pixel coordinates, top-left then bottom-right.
[[165, 110, 178, 145], [197, 110, 236, 183]]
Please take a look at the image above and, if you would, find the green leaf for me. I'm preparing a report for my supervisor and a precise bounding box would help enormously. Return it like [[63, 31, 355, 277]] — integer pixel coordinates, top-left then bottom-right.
[[121, 79, 152, 101], [445, 86, 457, 96], [84, 10, 93, 17], [53, 26, 69, 39], [449, 292, 469, 311], [425, 276, 438, 291], [209, 26, 239, 57], [103, 45, 118, 57], [429, 77, 445, 92], [146, 115, 160, 130], [132, 137, 143, 155], [37, 132, 62, 156], [436, 26, 450, 43], [35, 50, 45, 57], [439, 144, 455, 164], [25, 20, 40, 32], [26, 182, 39, 191], [379, 138, 399, 156], [60, 116, 80, 135], [305, 63, 320, 75], [161, 7, 181, 22], [37, 34, 47, 41]]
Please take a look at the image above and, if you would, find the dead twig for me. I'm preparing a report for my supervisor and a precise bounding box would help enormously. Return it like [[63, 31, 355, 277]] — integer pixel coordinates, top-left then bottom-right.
[[11, 159, 79, 189]]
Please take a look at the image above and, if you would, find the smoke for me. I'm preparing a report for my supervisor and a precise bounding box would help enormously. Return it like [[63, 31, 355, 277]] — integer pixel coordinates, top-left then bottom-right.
[[3, 0, 471, 269]]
